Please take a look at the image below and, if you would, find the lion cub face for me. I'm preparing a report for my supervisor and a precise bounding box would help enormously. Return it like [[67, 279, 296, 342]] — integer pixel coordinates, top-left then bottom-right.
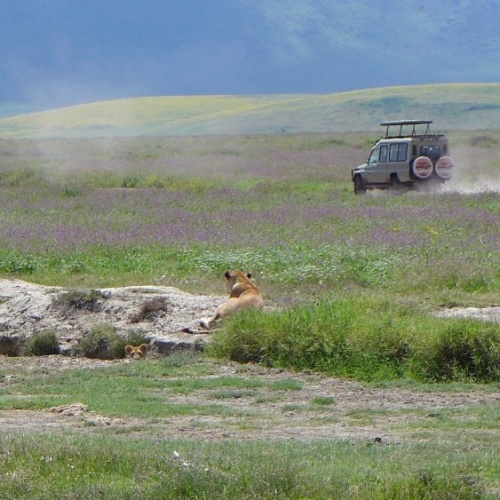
[[125, 343, 148, 360]]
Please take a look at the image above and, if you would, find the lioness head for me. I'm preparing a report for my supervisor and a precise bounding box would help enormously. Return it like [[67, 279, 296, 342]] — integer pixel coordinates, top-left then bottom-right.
[[224, 270, 252, 293], [125, 343, 148, 360]]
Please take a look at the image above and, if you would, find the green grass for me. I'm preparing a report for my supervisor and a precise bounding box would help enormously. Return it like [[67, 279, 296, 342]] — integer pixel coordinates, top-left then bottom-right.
[[1, 355, 499, 498], [0, 358, 304, 417], [0, 110, 499, 498], [0, 433, 493, 499], [208, 295, 500, 383], [310, 396, 337, 406], [0, 355, 213, 415]]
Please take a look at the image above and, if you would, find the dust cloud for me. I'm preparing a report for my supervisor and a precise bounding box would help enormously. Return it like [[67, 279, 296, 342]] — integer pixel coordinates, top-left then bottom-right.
[[442, 177, 500, 193], [441, 146, 500, 193]]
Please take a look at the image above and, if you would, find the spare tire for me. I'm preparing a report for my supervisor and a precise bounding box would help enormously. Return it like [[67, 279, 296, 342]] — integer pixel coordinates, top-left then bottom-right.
[[435, 156, 455, 180], [412, 156, 433, 179]]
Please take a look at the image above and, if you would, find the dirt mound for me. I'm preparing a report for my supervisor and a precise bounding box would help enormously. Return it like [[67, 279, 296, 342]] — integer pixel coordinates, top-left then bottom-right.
[[0, 279, 224, 356]]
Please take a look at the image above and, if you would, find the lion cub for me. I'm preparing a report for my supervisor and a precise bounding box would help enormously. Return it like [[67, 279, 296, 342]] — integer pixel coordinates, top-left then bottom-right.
[[125, 343, 148, 360], [200, 270, 264, 330]]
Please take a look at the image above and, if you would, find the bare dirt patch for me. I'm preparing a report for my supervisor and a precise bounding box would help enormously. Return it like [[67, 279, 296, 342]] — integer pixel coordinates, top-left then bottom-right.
[[1, 355, 499, 443], [435, 306, 500, 322]]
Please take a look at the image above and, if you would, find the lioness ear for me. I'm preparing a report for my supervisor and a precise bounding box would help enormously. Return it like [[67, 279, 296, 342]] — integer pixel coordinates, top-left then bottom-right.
[[224, 271, 231, 279], [139, 343, 148, 353], [246, 272, 252, 279], [125, 345, 133, 354]]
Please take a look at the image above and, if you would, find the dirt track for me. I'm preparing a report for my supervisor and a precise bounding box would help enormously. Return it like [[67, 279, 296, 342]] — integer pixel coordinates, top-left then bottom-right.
[[1, 355, 499, 443]]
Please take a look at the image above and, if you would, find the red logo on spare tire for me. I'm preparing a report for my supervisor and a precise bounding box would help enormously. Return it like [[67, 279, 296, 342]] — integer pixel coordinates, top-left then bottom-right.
[[435, 156, 455, 180], [412, 156, 433, 179]]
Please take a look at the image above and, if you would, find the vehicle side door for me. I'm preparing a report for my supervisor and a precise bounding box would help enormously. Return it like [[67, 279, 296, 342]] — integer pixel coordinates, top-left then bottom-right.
[[364, 146, 380, 183], [387, 142, 409, 182], [373, 144, 389, 183]]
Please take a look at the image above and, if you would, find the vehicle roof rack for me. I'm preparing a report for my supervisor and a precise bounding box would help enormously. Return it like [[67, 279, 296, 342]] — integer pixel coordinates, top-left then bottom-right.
[[380, 120, 433, 138]]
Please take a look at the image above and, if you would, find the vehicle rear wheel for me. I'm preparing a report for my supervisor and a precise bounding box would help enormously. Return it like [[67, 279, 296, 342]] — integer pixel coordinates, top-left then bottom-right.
[[354, 176, 365, 194], [412, 156, 433, 179]]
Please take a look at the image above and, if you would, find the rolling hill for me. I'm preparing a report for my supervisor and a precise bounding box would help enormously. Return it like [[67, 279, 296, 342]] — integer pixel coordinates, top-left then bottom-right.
[[0, 83, 499, 138]]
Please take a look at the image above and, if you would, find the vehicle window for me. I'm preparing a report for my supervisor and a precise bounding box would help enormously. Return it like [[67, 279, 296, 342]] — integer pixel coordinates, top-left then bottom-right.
[[379, 145, 388, 162], [421, 145, 441, 160], [389, 143, 408, 162], [397, 143, 408, 161], [389, 145, 397, 161]]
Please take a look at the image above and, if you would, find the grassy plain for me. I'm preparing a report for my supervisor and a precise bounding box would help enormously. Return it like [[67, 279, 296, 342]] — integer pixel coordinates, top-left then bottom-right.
[[1, 131, 499, 297], [0, 129, 499, 497], [1, 83, 500, 137]]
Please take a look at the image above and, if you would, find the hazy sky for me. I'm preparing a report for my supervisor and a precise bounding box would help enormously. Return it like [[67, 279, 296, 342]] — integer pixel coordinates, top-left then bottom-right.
[[1, 0, 499, 108]]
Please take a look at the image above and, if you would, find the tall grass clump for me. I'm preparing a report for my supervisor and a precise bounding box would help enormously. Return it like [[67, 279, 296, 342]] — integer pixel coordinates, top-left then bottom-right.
[[21, 330, 60, 356], [0, 167, 47, 187], [73, 324, 148, 360], [409, 318, 500, 382], [208, 295, 500, 383]]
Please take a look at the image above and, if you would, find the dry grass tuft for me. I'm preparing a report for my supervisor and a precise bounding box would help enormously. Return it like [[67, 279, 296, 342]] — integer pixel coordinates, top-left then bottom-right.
[[128, 297, 169, 324]]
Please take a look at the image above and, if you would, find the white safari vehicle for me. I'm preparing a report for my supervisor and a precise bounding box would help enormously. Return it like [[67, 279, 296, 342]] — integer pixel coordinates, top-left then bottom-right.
[[351, 120, 455, 194]]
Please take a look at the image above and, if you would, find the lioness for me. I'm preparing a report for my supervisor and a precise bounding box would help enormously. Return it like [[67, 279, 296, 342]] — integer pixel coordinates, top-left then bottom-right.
[[200, 270, 264, 330], [125, 343, 148, 360]]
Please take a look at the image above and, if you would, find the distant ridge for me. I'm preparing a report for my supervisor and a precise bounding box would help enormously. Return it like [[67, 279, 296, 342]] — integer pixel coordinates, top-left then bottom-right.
[[2, 2, 499, 106], [0, 84, 499, 138]]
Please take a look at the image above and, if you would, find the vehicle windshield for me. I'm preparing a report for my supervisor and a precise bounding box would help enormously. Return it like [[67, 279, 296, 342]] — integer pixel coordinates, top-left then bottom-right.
[[368, 149, 378, 164]]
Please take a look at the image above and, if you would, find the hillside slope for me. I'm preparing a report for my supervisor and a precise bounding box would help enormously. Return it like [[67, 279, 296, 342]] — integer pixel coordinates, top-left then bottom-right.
[[0, 84, 499, 138], [1, 1, 499, 106]]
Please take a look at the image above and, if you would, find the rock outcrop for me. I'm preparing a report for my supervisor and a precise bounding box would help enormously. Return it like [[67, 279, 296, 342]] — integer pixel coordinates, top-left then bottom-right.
[[0, 279, 224, 356]]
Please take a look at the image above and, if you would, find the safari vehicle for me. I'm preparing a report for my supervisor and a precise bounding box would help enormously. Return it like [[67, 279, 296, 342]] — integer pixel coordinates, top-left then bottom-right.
[[351, 120, 455, 194]]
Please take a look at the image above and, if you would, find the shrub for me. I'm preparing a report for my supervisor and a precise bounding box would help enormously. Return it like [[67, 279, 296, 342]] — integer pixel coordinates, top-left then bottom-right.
[[75, 324, 149, 360], [76, 323, 120, 359], [209, 295, 415, 380], [410, 319, 500, 382], [128, 297, 169, 323], [0, 335, 22, 357], [208, 295, 500, 383], [21, 330, 60, 356], [53, 289, 106, 315]]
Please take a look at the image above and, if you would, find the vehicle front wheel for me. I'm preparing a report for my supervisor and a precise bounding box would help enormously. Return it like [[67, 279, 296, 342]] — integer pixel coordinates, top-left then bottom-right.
[[354, 176, 365, 194], [390, 174, 402, 192]]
